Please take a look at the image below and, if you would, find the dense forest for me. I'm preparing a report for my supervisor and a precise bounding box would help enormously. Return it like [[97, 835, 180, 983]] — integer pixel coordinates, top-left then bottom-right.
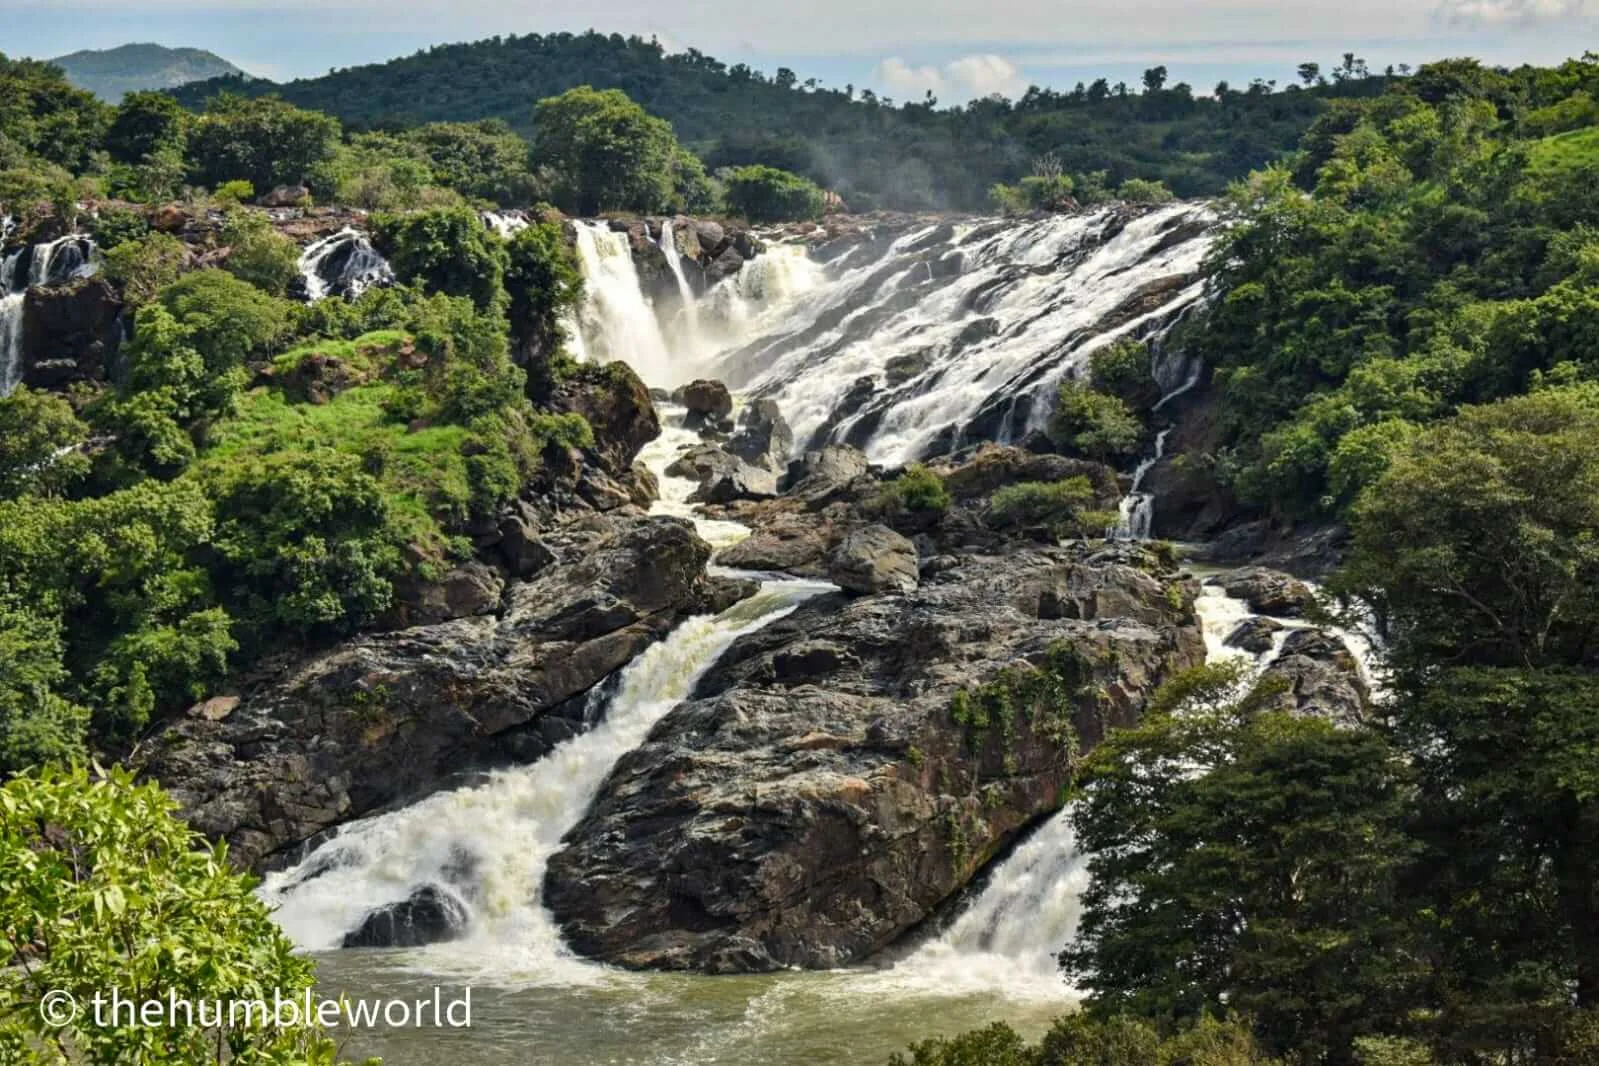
[[168, 31, 1396, 209], [3, 32, 1599, 1066]]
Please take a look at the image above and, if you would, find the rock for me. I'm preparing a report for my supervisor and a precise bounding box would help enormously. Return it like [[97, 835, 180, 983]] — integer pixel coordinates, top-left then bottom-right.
[[259, 184, 312, 208], [696, 574, 760, 614], [1224, 617, 1284, 654], [548, 361, 660, 478], [931, 444, 1121, 511], [1261, 628, 1368, 727], [498, 511, 556, 579], [674, 379, 734, 426], [826, 524, 919, 595], [20, 278, 122, 389], [545, 542, 1204, 972], [725, 399, 793, 472], [136, 517, 715, 870], [151, 203, 188, 233], [715, 513, 834, 575], [782, 445, 871, 507], [389, 561, 504, 627], [190, 696, 240, 722], [705, 246, 746, 284], [1210, 567, 1314, 618], [342, 885, 468, 948], [691, 219, 727, 256], [665, 444, 778, 504]]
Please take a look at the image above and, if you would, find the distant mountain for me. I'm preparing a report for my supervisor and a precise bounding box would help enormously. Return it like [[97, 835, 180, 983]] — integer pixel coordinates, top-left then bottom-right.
[[50, 43, 247, 101]]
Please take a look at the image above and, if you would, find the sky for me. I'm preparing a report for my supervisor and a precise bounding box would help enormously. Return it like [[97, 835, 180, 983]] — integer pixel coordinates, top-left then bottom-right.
[[3, 0, 1596, 102]]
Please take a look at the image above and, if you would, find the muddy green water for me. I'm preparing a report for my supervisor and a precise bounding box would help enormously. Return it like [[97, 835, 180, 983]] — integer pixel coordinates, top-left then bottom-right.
[[313, 952, 1068, 1066]]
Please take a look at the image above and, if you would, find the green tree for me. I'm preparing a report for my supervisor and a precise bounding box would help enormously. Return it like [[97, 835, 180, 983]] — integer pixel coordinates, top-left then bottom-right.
[[532, 86, 681, 214], [102, 232, 188, 307], [186, 93, 342, 192], [504, 218, 583, 364], [406, 119, 538, 204], [1053, 380, 1143, 460], [104, 90, 186, 165], [0, 387, 91, 500], [0, 765, 373, 1064], [372, 206, 510, 312], [0, 598, 90, 772], [722, 164, 825, 222], [219, 210, 301, 296]]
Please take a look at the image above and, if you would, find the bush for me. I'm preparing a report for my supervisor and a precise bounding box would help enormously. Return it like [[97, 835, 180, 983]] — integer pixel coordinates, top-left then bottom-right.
[[1117, 177, 1176, 203], [101, 231, 188, 307], [88, 204, 150, 250], [1053, 380, 1144, 460], [373, 206, 510, 312], [213, 178, 255, 205], [989, 477, 1114, 537], [156, 269, 293, 373], [990, 173, 1075, 214], [0, 765, 369, 1063], [0, 387, 91, 500], [723, 164, 826, 222], [505, 218, 584, 361], [218, 209, 300, 295], [0, 598, 91, 772], [879, 463, 951, 513], [1088, 339, 1157, 409]]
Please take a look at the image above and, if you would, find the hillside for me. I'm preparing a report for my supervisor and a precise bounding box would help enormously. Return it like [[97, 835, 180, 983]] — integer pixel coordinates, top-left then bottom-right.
[[169, 30, 1391, 210], [51, 42, 245, 101]]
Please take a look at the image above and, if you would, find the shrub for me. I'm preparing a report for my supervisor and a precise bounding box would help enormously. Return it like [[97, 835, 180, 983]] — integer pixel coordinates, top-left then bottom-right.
[[373, 206, 510, 312], [0, 386, 91, 500], [1053, 380, 1144, 460], [218, 209, 300, 295], [101, 231, 187, 306], [213, 178, 255, 205], [989, 476, 1115, 537], [88, 204, 150, 250], [0, 599, 91, 772], [723, 164, 826, 222], [1117, 177, 1177, 203], [880, 463, 951, 513], [0, 765, 370, 1063], [1088, 339, 1157, 409]]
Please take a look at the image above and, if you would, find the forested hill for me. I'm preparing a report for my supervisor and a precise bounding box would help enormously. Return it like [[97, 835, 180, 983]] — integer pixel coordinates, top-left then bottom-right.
[[51, 43, 244, 102], [170, 30, 1393, 210]]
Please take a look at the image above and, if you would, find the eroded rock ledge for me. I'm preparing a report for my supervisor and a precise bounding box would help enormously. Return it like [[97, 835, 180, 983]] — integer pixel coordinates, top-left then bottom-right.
[[544, 540, 1204, 973]]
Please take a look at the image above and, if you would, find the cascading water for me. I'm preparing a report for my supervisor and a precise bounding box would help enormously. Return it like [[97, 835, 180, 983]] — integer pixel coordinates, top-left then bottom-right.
[[297, 227, 394, 301], [0, 234, 100, 397], [481, 210, 529, 239], [1114, 427, 1171, 541], [656, 220, 706, 357], [570, 221, 675, 385]]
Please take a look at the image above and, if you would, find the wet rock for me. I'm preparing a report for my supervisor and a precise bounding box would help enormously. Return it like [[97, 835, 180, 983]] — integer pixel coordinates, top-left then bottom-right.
[[546, 542, 1204, 972], [725, 399, 793, 472], [21, 278, 122, 389], [782, 445, 871, 507], [930, 444, 1121, 511], [826, 524, 919, 595], [1210, 567, 1314, 618], [389, 561, 504, 626], [1261, 628, 1368, 727], [715, 514, 834, 575], [137, 516, 715, 870], [674, 379, 734, 426], [1224, 616, 1284, 654], [342, 885, 468, 948], [665, 444, 778, 504]]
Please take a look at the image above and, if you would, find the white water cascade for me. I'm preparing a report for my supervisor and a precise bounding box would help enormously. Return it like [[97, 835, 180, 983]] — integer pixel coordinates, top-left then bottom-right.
[[0, 234, 100, 397], [657, 220, 705, 358], [570, 221, 676, 386], [1114, 427, 1172, 541], [297, 227, 394, 301]]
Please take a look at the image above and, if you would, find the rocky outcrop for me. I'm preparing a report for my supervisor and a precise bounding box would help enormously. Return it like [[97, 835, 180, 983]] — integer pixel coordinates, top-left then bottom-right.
[[21, 278, 122, 389], [545, 543, 1203, 972], [725, 399, 793, 472], [137, 516, 718, 870], [665, 444, 778, 504], [929, 443, 1121, 512], [674, 379, 734, 432], [1224, 616, 1283, 654], [1210, 567, 1314, 618], [826, 524, 918, 595], [547, 361, 661, 480], [1261, 628, 1369, 727], [342, 885, 468, 949]]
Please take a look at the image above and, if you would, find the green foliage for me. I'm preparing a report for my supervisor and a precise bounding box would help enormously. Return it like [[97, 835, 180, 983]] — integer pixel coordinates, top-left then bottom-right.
[[1115, 177, 1175, 203], [101, 231, 187, 306], [219, 210, 300, 296], [0, 598, 91, 772], [0, 765, 372, 1064], [0, 387, 91, 500], [1053, 381, 1143, 461], [879, 463, 951, 514], [989, 477, 1111, 537], [948, 642, 1088, 753], [88, 204, 150, 250], [213, 178, 255, 205], [406, 119, 539, 204], [532, 86, 685, 214], [372, 206, 509, 312], [889, 1015, 1279, 1066], [0, 53, 109, 173], [504, 217, 583, 361], [186, 93, 342, 193], [156, 269, 293, 374], [1063, 663, 1421, 1063], [104, 90, 186, 165], [722, 164, 825, 222], [1087, 339, 1157, 410]]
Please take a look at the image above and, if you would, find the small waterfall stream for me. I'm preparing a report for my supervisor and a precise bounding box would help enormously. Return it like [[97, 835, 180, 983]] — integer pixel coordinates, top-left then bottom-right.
[[0, 234, 100, 397], [297, 227, 394, 301], [570, 221, 675, 385]]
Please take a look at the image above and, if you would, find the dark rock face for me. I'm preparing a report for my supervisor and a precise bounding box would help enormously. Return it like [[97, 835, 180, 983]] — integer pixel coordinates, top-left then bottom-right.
[[826, 524, 919, 595], [725, 399, 793, 473], [386, 561, 505, 627], [665, 444, 777, 504], [675, 379, 734, 424], [929, 443, 1121, 512], [1210, 567, 1314, 618], [1262, 628, 1369, 727], [1225, 616, 1284, 654], [544, 544, 1204, 972], [342, 885, 468, 949], [21, 278, 122, 389], [782, 445, 871, 506], [137, 516, 715, 870], [548, 362, 661, 479]]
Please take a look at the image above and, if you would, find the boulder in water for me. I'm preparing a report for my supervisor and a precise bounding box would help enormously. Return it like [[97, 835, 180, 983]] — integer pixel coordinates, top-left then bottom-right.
[[1261, 628, 1368, 727], [665, 444, 777, 504], [674, 379, 733, 424], [342, 885, 468, 948], [1224, 616, 1284, 654], [826, 524, 919, 595], [725, 399, 793, 472], [1210, 567, 1314, 618]]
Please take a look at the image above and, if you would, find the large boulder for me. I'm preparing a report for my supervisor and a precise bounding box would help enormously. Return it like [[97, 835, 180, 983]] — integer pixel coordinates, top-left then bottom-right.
[[665, 444, 777, 504], [545, 543, 1204, 972], [725, 399, 793, 472], [1224, 616, 1284, 655], [1210, 567, 1315, 618], [548, 362, 661, 478], [21, 278, 122, 389], [782, 445, 872, 508], [386, 561, 504, 627], [342, 885, 468, 949], [826, 524, 919, 595], [930, 444, 1121, 511], [675, 379, 733, 423], [1261, 628, 1369, 727], [136, 516, 715, 870]]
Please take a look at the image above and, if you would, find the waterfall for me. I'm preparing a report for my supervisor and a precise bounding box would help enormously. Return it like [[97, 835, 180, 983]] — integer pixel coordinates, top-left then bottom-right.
[[0, 234, 100, 397], [657, 220, 706, 358], [297, 227, 394, 301], [1113, 427, 1171, 541], [569, 221, 675, 386], [702, 204, 1212, 466], [481, 210, 529, 239]]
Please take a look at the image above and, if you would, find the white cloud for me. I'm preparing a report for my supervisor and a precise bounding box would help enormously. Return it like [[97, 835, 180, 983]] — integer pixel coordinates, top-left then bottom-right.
[[1436, 0, 1587, 24], [875, 52, 1026, 100]]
